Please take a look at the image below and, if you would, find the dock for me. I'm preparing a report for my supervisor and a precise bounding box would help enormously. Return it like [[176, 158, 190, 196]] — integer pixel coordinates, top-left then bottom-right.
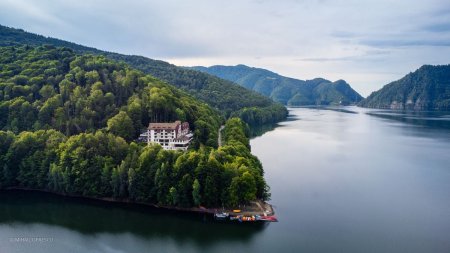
[[213, 200, 278, 222]]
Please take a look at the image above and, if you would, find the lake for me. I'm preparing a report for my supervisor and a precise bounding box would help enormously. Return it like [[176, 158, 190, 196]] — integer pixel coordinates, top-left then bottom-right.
[[1, 107, 449, 253]]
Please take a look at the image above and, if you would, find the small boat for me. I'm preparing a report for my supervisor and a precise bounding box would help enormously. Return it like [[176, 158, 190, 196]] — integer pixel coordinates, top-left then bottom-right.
[[214, 212, 229, 220], [226, 214, 277, 222], [259, 215, 278, 222], [233, 209, 241, 213], [229, 215, 240, 221], [237, 216, 256, 222]]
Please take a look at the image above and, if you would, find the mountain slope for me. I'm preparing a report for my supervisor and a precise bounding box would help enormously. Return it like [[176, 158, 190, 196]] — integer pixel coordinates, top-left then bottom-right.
[[0, 45, 221, 146], [0, 25, 287, 125], [0, 45, 271, 207], [359, 65, 450, 110], [191, 64, 363, 106]]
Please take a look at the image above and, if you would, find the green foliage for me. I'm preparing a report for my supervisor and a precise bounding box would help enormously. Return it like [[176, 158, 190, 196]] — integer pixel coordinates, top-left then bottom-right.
[[169, 186, 178, 206], [231, 103, 288, 127], [0, 30, 274, 208], [359, 65, 450, 110], [0, 45, 221, 145], [192, 65, 363, 106], [0, 117, 268, 208], [107, 111, 134, 141], [0, 25, 287, 126], [229, 171, 257, 205], [5, 130, 66, 189], [128, 144, 163, 202], [0, 131, 15, 188], [192, 179, 201, 206], [53, 131, 128, 196], [223, 117, 250, 148]]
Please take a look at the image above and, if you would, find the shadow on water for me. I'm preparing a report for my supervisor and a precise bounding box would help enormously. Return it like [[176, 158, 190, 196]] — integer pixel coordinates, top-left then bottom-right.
[[366, 110, 450, 131], [0, 190, 267, 246], [249, 109, 300, 138], [289, 105, 359, 114], [249, 123, 279, 138]]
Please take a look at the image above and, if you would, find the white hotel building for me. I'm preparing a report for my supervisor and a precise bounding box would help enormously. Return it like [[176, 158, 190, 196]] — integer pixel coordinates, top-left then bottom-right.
[[143, 121, 193, 151]]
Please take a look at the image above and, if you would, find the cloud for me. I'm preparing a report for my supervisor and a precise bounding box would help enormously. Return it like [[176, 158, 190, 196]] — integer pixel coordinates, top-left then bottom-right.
[[0, 0, 449, 96], [296, 49, 390, 62], [330, 31, 358, 39], [296, 57, 356, 62], [0, 0, 67, 28], [422, 22, 450, 33], [360, 39, 450, 48]]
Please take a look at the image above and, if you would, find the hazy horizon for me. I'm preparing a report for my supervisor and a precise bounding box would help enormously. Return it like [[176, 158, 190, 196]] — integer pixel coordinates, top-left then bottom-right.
[[1, 0, 449, 96]]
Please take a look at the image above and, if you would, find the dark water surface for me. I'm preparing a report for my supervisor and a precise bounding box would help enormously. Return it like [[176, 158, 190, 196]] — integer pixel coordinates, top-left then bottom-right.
[[1, 107, 449, 253]]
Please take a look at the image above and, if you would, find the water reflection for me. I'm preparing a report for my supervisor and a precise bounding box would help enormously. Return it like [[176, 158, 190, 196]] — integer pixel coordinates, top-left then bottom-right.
[[249, 123, 278, 138], [366, 110, 450, 129], [2, 107, 449, 253], [289, 106, 359, 114], [364, 109, 450, 140], [0, 190, 266, 246], [250, 107, 450, 253], [248, 111, 300, 138]]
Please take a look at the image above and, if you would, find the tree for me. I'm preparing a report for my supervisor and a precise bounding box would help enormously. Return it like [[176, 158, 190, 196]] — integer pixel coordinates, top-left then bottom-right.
[[240, 171, 257, 202], [154, 163, 172, 205], [55, 131, 128, 196], [39, 84, 56, 100], [111, 143, 139, 198], [229, 171, 257, 206], [204, 175, 218, 206], [192, 179, 201, 206], [129, 144, 162, 202], [107, 111, 135, 141], [127, 97, 143, 136], [175, 108, 186, 122], [169, 186, 178, 206], [224, 117, 250, 148], [177, 174, 193, 207], [194, 119, 210, 145], [0, 131, 15, 188]]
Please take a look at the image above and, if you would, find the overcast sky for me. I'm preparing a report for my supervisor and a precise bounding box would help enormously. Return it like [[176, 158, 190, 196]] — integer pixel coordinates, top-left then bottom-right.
[[1, 0, 449, 96]]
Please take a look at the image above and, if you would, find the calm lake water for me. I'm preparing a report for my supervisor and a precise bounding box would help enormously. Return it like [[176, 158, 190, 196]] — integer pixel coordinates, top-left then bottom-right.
[[1, 107, 450, 253]]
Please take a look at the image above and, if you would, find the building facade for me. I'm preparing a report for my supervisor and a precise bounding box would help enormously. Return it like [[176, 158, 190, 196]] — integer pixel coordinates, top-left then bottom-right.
[[144, 121, 192, 151]]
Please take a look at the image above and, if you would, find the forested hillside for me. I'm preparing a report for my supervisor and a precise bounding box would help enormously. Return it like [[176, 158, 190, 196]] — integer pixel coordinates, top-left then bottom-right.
[[0, 45, 269, 207], [192, 64, 363, 106], [0, 45, 220, 146], [0, 25, 287, 126], [359, 65, 450, 110]]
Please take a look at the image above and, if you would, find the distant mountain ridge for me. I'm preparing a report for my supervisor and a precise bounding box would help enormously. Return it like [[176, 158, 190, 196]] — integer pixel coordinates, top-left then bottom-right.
[[191, 64, 363, 106], [0, 25, 287, 126], [359, 65, 450, 110]]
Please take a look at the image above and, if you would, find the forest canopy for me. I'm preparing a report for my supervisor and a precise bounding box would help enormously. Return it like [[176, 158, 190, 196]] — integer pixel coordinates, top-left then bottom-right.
[[0, 24, 288, 126], [0, 119, 269, 207], [0, 45, 270, 207], [0, 45, 221, 146]]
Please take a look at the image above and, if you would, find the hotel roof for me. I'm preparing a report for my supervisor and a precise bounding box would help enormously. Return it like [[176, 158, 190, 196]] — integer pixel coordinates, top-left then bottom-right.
[[148, 121, 181, 130]]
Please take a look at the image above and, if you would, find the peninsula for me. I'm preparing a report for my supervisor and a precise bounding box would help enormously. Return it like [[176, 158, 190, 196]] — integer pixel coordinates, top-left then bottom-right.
[[0, 44, 276, 221]]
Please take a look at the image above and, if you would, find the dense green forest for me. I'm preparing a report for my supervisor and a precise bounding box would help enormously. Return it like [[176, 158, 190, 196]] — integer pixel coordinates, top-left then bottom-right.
[[191, 64, 363, 106], [0, 45, 220, 146], [359, 65, 450, 110], [0, 117, 268, 207], [0, 25, 287, 126], [0, 45, 270, 207]]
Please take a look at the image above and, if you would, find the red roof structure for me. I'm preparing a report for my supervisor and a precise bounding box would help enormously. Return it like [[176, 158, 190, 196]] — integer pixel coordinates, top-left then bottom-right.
[[148, 121, 182, 130]]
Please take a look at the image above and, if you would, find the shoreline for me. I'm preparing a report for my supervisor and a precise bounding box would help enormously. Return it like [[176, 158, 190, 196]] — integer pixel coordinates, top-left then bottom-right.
[[3, 187, 276, 220]]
